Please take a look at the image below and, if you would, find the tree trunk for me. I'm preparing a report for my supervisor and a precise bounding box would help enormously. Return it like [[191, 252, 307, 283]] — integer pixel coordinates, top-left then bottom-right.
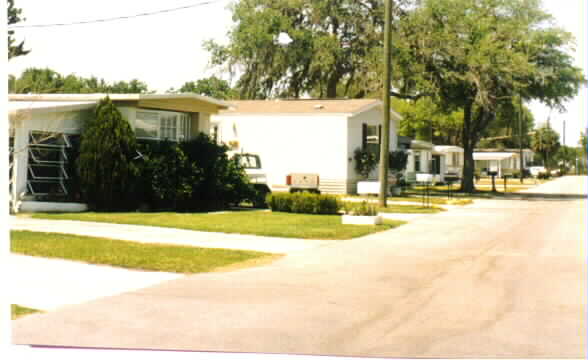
[[326, 75, 339, 98], [462, 141, 476, 193], [461, 101, 476, 193]]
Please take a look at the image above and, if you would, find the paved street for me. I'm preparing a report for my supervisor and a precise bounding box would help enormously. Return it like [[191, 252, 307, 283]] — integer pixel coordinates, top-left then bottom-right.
[[12, 176, 587, 358]]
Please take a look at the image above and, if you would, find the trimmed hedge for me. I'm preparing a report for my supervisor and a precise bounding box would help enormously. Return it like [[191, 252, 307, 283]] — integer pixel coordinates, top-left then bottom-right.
[[266, 192, 340, 215]]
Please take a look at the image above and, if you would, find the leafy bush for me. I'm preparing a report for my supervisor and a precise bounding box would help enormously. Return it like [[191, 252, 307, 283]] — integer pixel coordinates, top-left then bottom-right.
[[136, 141, 204, 210], [134, 134, 253, 212], [342, 201, 378, 216], [77, 97, 139, 211], [354, 147, 378, 179], [266, 192, 340, 215], [537, 171, 551, 179], [389, 150, 408, 172], [179, 134, 253, 211]]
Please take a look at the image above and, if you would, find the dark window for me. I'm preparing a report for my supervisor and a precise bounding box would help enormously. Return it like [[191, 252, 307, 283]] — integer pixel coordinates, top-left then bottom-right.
[[362, 123, 381, 158]]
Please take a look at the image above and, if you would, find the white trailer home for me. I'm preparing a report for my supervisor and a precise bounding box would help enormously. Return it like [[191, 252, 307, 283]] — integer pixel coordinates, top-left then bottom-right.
[[404, 140, 446, 183], [473, 148, 535, 177], [8, 94, 228, 212], [433, 145, 464, 178], [211, 99, 402, 194]]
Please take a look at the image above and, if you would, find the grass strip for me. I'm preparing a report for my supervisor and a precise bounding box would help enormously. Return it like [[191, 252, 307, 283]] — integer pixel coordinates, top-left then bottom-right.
[[11, 304, 41, 320], [11, 230, 273, 274], [30, 212, 405, 240]]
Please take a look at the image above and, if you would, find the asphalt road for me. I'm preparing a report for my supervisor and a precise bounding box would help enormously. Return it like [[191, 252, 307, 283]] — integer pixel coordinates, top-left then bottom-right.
[[12, 176, 587, 358]]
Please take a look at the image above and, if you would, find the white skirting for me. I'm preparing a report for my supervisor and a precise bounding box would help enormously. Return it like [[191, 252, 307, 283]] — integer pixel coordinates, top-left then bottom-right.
[[19, 201, 88, 213]]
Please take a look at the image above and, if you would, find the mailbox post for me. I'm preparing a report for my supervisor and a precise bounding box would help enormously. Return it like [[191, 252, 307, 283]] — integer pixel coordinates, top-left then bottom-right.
[[416, 173, 433, 208], [444, 174, 460, 200], [488, 171, 498, 192]]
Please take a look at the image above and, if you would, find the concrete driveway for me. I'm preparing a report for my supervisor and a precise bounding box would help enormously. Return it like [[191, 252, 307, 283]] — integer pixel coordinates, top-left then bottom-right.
[[12, 176, 587, 358]]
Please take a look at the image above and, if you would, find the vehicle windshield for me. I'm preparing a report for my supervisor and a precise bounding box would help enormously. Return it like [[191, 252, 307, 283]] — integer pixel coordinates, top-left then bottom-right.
[[235, 154, 261, 169]]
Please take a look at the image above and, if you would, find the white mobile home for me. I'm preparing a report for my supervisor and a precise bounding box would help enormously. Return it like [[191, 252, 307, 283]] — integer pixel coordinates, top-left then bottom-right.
[[404, 140, 446, 183], [211, 99, 402, 194], [434, 145, 464, 177], [474, 148, 535, 177], [8, 94, 228, 212]]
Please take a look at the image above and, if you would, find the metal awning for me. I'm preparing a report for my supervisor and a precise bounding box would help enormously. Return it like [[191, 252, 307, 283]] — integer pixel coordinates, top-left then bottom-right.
[[9, 101, 97, 115]]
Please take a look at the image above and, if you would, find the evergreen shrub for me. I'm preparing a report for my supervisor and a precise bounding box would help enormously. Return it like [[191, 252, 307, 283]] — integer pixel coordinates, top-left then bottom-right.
[[77, 97, 139, 211]]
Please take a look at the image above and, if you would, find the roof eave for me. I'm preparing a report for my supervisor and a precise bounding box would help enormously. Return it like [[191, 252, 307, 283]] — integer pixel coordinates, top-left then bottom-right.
[[9, 93, 229, 111]]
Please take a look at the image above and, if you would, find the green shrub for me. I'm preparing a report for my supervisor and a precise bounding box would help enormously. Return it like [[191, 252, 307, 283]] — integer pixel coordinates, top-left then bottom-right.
[[342, 201, 378, 216], [389, 150, 408, 172], [77, 97, 139, 211], [266, 192, 340, 215], [266, 192, 292, 212], [537, 171, 551, 180], [134, 134, 253, 212], [354, 147, 378, 179]]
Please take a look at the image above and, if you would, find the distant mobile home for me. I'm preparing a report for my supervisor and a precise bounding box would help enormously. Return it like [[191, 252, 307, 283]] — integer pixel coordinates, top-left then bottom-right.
[[434, 145, 464, 177], [403, 140, 446, 183], [8, 93, 228, 212], [473, 148, 535, 177], [211, 99, 402, 194]]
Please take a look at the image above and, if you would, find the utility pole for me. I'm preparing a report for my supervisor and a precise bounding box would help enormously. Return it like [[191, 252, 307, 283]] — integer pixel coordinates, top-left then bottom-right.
[[519, 95, 524, 183], [563, 119, 566, 172], [378, 0, 392, 208]]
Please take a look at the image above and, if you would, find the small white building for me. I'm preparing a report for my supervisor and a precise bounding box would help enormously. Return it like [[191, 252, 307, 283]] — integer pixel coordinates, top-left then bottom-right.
[[8, 94, 228, 212], [434, 145, 464, 177], [404, 140, 446, 183], [474, 148, 534, 177], [211, 99, 402, 194]]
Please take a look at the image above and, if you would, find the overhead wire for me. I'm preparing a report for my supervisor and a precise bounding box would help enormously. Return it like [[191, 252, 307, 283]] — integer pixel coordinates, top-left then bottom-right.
[[8, 0, 226, 29]]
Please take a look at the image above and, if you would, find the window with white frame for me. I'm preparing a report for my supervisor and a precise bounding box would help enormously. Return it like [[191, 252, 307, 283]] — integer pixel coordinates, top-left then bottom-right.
[[135, 110, 191, 141], [362, 123, 381, 158]]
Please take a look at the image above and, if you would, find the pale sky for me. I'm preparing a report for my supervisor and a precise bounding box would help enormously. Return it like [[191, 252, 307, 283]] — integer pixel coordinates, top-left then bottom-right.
[[7, 0, 587, 145]]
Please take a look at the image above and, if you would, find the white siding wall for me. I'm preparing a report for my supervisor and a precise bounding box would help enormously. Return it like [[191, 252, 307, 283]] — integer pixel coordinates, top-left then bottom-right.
[[10, 109, 92, 204], [212, 114, 348, 191], [347, 107, 398, 182], [440, 150, 464, 174], [199, 112, 211, 134]]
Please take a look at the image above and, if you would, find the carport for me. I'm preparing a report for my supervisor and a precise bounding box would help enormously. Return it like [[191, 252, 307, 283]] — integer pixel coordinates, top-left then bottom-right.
[[473, 152, 514, 177]]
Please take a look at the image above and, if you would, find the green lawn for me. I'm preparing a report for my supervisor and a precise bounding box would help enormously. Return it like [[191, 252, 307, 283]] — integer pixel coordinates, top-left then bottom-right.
[[30, 211, 405, 240], [11, 230, 275, 274], [11, 304, 41, 320]]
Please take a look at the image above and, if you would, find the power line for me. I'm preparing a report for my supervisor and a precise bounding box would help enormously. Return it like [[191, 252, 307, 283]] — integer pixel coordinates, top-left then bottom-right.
[[8, 0, 226, 29]]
